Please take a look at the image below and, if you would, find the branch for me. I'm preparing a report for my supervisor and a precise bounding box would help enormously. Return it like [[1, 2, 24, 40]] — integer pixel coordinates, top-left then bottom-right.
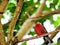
[[50, 25, 60, 39], [12, 27, 60, 44], [29, 9, 60, 45], [40, 9, 60, 45], [2, 9, 60, 27], [18, 9, 60, 43], [7, 0, 24, 44], [0, 0, 9, 45], [0, 0, 9, 18], [2, 0, 39, 27], [2, 0, 41, 27], [19, 0, 40, 22], [35, 0, 47, 17], [42, 25, 60, 45], [29, 9, 60, 21], [14, 0, 46, 43]]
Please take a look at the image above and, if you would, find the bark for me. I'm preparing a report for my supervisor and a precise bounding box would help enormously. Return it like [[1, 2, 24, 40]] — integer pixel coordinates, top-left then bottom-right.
[[7, 0, 24, 45], [0, 21, 6, 45], [0, 0, 9, 18], [0, 0, 9, 45]]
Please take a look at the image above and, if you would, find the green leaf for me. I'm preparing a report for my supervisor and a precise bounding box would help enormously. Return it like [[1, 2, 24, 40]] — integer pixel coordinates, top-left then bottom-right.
[[0, 0, 2, 3], [2, 16, 5, 19], [28, 31, 36, 36], [58, 2, 60, 8], [43, 4, 50, 11], [50, 0, 58, 8], [29, 7, 37, 15], [53, 16, 60, 27], [3, 23, 9, 36], [53, 0, 58, 5], [50, 3, 55, 8], [22, 42, 27, 45], [7, 3, 16, 13], [15, 20, 20, 30], [54, 42, 60, 45]]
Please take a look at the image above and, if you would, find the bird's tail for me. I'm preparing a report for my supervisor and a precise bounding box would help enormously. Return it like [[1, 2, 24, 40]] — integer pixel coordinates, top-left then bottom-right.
[[43, 36, 53, 45]]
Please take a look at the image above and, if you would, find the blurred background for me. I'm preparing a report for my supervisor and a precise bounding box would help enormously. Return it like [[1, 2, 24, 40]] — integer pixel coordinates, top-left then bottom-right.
[[1, 0, 60, 45]]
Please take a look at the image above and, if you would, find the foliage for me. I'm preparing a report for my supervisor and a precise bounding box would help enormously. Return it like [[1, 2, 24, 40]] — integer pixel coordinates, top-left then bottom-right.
[[0, 0, 2, 4], [3, 0, 60, 36], [53, 16, 60, 27], [22, 42, 27, 45], [2, 0, 60, 45], [54, 42, 60, 45], [7, 3, 16, 16]]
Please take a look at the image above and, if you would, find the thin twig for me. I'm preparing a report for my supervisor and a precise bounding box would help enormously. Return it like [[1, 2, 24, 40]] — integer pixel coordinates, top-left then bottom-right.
[[19, 9, 60, 22], [13, 28, 60, 43], [30, 9, 60, 20]]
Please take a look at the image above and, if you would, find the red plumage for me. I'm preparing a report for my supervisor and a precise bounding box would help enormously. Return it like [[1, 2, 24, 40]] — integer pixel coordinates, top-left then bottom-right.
[[34, 22, 53, 44], [34, 22, 47, 35]]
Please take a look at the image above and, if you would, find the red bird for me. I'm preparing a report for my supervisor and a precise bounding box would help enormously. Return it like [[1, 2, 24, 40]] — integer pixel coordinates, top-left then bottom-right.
[[34, 22, 53, 45]]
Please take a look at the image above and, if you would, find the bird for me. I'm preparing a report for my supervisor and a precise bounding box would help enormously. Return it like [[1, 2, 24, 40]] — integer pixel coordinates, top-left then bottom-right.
[[34, 22, 53, 45]]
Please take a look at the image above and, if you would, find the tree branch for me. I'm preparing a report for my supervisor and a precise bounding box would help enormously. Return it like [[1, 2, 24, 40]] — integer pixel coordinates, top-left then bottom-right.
[[42, 25, 60, 45], [35, 9, 60, 45], [12, 26, 60, 44], [29, 9, 60, 45], [13, 0, 46, 43], [7, 0, 24, 44], [0, 0, 9, 45], [0, 0, 9, 18], [2, 9, 60, 27], [29, 9, 60, 21], [2, 1, 39, 26]]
